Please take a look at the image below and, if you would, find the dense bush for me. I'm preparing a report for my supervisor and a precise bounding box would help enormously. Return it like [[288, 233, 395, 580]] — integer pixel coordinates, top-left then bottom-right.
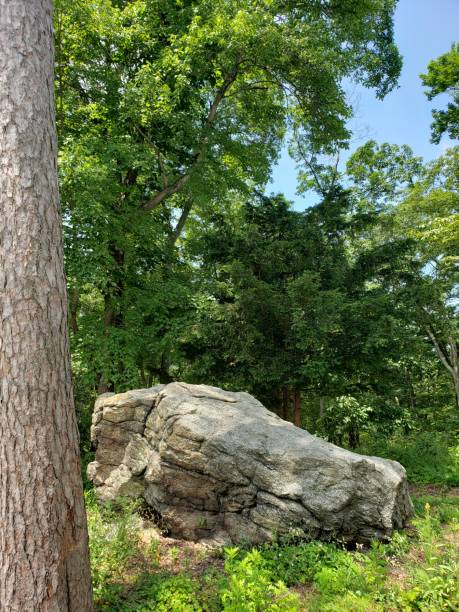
[[358, 432, 459, 485]]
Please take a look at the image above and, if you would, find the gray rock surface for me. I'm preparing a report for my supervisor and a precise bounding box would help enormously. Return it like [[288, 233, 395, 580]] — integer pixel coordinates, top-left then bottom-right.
[[87, 382, 413, 543]]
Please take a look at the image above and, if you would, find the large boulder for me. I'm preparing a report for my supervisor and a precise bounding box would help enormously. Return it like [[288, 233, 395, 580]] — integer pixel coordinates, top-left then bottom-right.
[[87, 382, 413, 544]]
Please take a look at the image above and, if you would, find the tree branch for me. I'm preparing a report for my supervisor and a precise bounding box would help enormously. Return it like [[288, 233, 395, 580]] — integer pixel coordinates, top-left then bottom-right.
[[448, 335, 458, 373], [426, 327, 455, 377], [143, 70, 239, 211], [135, 126, 169, 190], [169, 196, 194, 246], [144, 174, 191, 210]]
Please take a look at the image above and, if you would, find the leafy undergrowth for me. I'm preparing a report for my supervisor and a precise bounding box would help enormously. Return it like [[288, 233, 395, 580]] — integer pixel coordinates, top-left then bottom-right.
[[86, 490, 459, 611], [357, 433, 459, 486]]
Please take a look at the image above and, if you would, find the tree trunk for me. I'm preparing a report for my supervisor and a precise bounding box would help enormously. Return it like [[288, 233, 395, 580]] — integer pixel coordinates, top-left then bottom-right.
[[293, 390, 302, 428], [69, 287, 80, 335], [282, 387, 289, 421], [426, 328, 459, 410], [168, 196, 194, 248], [0, 2, 93, 609], [452, 340, 459, 409], [405, 369, 416, 414], [319, 396, 326, 419], [97, 244, 126, 393], [348, 427, 360, 450], [158, 353, 173, 384]]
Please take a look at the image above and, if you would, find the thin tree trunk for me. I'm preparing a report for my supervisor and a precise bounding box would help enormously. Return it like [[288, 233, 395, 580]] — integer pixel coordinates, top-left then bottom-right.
[[426, 328, 459, 409], [293, 390, 302, 428], [450, 337, 459, 409], [282, 387, 289, 421], [0, 2, 93, 609], [405, 369, 416, 413], [348, 427, 360, 449], [158, 353, 173, 384], [69, 287, 80, 334], [169, 196, 194, 247], [98, 243, 126, 393], [319, 396, 326, 419], [274, 387, 282, 418], [97, 294, 115, 394]]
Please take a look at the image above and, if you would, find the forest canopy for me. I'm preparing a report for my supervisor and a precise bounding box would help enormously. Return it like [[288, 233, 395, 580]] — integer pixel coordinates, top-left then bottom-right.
[[54, 1, 458, 453]]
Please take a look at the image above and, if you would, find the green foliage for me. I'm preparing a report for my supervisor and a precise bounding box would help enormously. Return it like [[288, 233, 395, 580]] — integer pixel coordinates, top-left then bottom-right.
[[184, 189, 420, 419], [316, 592, 384, 612], [56, 4, 457, 447], [314, 556, 377, 598], [85, 487, 459, 611], [389, 505, 459, 611], [397, 147, 459, 264], [421, 43, 459, 143], [346, 140, 459, 414], [412, 495, 459, 525], [140, 575, 203, 612], [103, 572, 204, 612], [56, 0, 404, 410], [257, 536, 389, 610], [257, 537, 391, 610], [359, 432, 459, 485], [308, 506, 458, 611], [383, 529, 411, 557], [184, 192, 347, 395], [320, 395, 373, 447], [86, 492, 142, 606], [346, 139, 424, 208], [260, 540, 341, 586], [220, 547, 300, 611]]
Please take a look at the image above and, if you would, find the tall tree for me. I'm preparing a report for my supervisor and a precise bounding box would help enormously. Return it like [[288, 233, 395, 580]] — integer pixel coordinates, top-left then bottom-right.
[[57, 0, 402, 393], [421, 43, 459, 144], [0, 1, 93, 609], [397, 148, 459, 407], [348, 141, 459, 409], [182, 189, 411, 433]]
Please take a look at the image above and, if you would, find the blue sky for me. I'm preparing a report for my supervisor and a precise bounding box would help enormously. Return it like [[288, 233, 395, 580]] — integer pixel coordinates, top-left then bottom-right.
[[268, 0, 459, 210]]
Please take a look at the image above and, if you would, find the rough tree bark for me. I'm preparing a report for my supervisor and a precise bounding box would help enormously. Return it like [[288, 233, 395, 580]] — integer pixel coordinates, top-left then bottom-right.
[[0, 1, 93, 610]]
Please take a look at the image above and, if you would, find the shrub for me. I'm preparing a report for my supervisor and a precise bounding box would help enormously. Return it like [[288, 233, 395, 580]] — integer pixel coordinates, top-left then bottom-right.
[[118, 573, 203, 612], [358, 432, 459, 485], [320, 395, 372, 448], [260, 540, 344, 586], [150, 575, 202, 612], [220, 547, 300, 611]]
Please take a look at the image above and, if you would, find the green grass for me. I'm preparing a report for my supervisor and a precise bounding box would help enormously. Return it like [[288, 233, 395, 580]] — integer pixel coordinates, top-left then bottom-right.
[[86, 490, 459, 611]]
